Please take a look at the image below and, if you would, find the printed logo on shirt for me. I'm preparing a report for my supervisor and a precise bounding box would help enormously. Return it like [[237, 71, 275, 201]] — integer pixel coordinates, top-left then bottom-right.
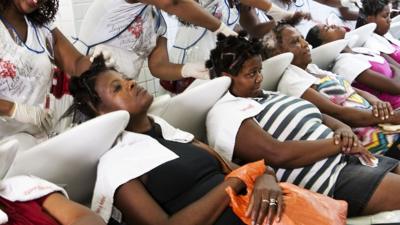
[[0, 59, 16, 79], [240, 103, 256, 111], [128, 16, 143, 39]]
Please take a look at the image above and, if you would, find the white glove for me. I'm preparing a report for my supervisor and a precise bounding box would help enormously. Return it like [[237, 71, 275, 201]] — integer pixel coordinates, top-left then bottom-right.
[[267, 4, 294, 21], [213, 22, 238, 37], [181, 62, 210, 80], [340, 0, 362, 8], [10, 103, 54, 134], [90, 44, 137, 78]]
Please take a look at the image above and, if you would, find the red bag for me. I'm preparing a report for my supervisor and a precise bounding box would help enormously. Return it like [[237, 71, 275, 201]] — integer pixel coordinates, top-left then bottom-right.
[[226, 162, 348, 225]]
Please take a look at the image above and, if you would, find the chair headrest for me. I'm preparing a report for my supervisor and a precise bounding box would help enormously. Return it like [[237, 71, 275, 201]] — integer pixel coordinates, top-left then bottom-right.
[[390, 21, 400, 39], [392, 15, 400, 23], [345, 23, 376, 48], [261, 53, 294, 91], [311, 39, 349, 70], [149, 77, 231, 141], [0, 139, 18, 180], [6, 110, 130, 203]]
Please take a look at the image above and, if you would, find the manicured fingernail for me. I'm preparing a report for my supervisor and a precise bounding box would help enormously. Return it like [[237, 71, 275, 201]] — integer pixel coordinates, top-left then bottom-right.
[[391, 112, 395, 115], [381, 117, 385, 120], [375, 114, 378, 117], [386, 116, 389, 119]]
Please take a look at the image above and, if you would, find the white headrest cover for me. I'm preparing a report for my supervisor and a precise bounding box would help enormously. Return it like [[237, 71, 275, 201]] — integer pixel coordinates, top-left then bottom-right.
[[149, 77, 231, 141], [6, 110, 130, 203], [345, 23, 377, 48], [311, 39, 349, 70], [261, 53, 294, 91]]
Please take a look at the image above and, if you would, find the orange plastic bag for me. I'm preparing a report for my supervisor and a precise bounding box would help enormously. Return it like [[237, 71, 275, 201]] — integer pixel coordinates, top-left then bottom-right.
[[225, 161, 348, 225]]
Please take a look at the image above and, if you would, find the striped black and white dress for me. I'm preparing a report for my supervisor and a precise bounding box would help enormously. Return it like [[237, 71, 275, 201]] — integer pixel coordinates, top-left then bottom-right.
[[253, 92, 346, 196]]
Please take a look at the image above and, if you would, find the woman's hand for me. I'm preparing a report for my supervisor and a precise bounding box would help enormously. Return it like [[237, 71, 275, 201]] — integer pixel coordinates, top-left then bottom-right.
[[333, 125, 360, 154], [371, 100, 394, 120], [286, 11, 311, 25], [245, 174, 283, 225], [343, 144, 376, 166]]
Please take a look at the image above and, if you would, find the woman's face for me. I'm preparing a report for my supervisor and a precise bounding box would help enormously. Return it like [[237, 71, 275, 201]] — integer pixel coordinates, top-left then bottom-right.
[[278, 26, 311, 69], [228, 55, 263, 98], [94, 70, 154, 116], [368, 5, 391, 35], [12, 0, 41, 14], [316, 24, 346, 43]]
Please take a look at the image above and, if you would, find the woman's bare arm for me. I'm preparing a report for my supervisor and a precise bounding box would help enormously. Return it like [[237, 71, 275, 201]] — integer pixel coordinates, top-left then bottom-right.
[[43, 193, 105, 225], [52, 28, 91, 77], [114, 177, 244, 225], [355, 68, 400, 95], [147, 37, 184, 80], [234, 118, 343, 168], [302, 88, 400, 126]]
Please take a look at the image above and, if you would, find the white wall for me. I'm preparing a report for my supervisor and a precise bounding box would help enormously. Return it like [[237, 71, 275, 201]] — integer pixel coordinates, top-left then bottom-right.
[[55, 0, 95, 40]]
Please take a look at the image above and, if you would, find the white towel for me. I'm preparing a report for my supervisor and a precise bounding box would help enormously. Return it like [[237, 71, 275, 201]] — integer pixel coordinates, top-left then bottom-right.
[[0, 175, 67, 202], [207, 91, 264, 160], [91, 131, 179, 222], [91, 115, 193, 222]]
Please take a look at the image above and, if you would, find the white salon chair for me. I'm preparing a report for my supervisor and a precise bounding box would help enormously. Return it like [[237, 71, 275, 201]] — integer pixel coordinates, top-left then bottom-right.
[[5, 110, 130, 203], [390, 21, 400, 39], [0, 139, 18, 179], [347, 210, 400, 224], [261, 53, 293, 91], [311, 39, 349, 70], [149, 77, 231, 142], [345, 23, 377, 48]]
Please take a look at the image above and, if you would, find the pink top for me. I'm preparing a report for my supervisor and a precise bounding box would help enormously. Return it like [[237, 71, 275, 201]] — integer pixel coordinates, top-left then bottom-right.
[[353, 59, 400, 109], [390, 44, 400, 64]]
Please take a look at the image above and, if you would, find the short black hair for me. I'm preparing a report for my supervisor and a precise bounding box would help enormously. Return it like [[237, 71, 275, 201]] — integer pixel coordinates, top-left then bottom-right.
[[205, 31, 263, 78], [356, 0, 389, 28], [306, 25, 323, 48], [63, 54, 116, 120], [0, 0, 59, 26]]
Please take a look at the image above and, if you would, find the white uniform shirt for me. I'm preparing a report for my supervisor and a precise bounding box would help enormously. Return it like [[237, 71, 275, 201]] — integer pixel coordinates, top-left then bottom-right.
[[0, 17, 54, 139], [76, 0, 167, 79], [277, 64, 318, 97], [169, 0, 239, 64]]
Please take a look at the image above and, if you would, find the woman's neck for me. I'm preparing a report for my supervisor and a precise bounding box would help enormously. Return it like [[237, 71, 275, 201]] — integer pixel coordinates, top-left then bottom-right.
[[126, 113, 153, 133], [2, 3, 25, 24]]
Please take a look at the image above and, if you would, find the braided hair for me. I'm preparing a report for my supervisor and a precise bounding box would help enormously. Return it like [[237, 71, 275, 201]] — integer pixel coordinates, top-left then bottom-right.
[[205, 31, 263, 78], [63, 54, 115, 120], [0, 0, 59, 26], [356, 0, 389, 28], [261, 22, 292, 59]]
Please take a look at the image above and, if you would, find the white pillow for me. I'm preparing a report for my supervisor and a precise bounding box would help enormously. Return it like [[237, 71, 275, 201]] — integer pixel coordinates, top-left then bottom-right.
[[149, 77, 231, 141], [261, 53, 293, 91], [311, 39, 349, 70], [345, 23, 377, 48], [5, 110, 130, 203]]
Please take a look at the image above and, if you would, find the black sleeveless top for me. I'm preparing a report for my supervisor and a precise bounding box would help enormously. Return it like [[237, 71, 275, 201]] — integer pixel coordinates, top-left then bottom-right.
[[142, 124, 244, 225]]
